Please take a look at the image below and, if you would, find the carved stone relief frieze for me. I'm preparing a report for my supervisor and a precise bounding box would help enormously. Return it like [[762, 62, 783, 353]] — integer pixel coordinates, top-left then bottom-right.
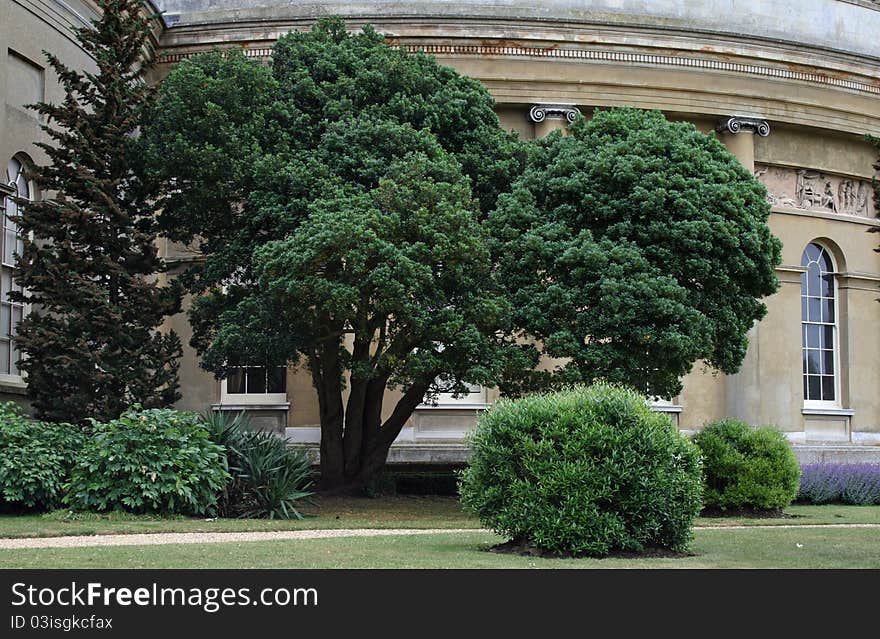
[[753, 164, 873, 217]]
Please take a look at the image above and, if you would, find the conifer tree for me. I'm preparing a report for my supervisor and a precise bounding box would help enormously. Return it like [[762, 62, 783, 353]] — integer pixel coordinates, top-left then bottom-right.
[[11, 0, 182, 424]]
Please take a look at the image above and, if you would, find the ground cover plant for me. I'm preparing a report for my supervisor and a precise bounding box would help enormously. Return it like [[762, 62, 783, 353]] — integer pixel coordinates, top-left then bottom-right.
[[459, 384, 704, 557], [693, 419, 801, 512]]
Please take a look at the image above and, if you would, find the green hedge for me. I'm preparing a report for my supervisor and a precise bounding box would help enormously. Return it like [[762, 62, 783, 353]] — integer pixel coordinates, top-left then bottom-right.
[[458, 384, 704, 557], [65, 407, 229, 515], [693, 419, 801, 512], [0, 402, 83, 512]]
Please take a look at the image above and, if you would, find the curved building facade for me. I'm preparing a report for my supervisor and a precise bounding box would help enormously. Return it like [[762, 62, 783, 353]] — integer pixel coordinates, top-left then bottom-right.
[[4, 1, 880, 461]]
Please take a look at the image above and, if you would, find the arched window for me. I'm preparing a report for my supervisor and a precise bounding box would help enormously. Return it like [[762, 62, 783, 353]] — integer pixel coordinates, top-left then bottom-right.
[[1, 157, 28, 378], [801, 242, 837, 406]]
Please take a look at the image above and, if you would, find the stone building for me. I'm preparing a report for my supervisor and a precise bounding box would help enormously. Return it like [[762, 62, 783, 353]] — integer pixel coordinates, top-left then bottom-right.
[[3, 0, 880, 463]]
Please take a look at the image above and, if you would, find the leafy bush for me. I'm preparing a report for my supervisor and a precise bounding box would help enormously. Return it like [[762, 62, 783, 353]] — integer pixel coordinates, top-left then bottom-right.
[[0, 402, 83, 512], [693, 419, 800, 511], [798, 464, 880, 505], [204, 411, 314, 519], [458, 384, 704, 557], [65, 407, 229, 515]]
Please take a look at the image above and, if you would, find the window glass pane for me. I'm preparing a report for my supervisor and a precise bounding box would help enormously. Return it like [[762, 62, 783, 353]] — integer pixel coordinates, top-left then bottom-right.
[[822, 350, 834, 376], [10, 345, 19, 376], [820, 274, 833, 298], [803, 377, 808, 400], [821, 297, 834, 324], [807, 376, 821, 401], [4, 230, 15, 265], [806, 325, 821, 349], [800, 296, 807, 321], [821, 376, 835, 401], [822, 326, 834, 350], [804, 243, 821, 265], [0, 304, 10, 337], [807, 263, 821, 296], [246, 367, 266, 394], [267, 366, 286, 394], [227, 368, 245, 394], [0, 340, 9, 375], [806, 351, 821, 375], [1, 269, 10, 298], [807, 297, 821, 323], [11, 306, 21, 336]]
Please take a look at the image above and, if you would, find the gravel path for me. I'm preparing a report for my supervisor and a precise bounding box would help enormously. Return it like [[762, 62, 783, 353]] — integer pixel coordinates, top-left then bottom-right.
[[1, 523, 879, 549], [0, 528, 482, 549]]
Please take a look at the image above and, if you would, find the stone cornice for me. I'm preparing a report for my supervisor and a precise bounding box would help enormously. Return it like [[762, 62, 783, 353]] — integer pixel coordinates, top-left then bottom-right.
[[153, 1, 880, 60], [157, 40, 880, 99]]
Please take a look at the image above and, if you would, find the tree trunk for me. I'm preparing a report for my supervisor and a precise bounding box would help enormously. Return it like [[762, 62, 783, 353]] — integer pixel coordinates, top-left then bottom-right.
[[316, 377, 430, 495]]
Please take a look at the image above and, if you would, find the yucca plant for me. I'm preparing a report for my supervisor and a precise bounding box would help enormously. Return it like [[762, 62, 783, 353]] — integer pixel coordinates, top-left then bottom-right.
[[232, 432, 314, 519], [202, 411, 314, 519]]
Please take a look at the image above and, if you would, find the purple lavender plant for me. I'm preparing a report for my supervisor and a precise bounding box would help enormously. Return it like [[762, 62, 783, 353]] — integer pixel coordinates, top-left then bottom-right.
[[798, 464, 880, 505]]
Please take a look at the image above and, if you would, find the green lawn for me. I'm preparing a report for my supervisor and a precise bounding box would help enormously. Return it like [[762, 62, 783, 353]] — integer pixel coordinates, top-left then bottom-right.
[[1, 501, 879, 540], [2, 526, 879, 569], [0, 496, 480, 539]]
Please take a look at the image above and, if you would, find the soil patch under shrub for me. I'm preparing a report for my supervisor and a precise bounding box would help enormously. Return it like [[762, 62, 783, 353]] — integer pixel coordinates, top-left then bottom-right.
[[699, 507, 798, 519], [488, 538, 694, 560]]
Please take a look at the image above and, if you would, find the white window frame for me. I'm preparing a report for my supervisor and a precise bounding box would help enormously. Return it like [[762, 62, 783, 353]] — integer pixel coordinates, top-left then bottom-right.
[[801, 242, 841, 410], [423, 381, 488, 409], [220, 365, 288, 406], [0, 157, 30, 384]]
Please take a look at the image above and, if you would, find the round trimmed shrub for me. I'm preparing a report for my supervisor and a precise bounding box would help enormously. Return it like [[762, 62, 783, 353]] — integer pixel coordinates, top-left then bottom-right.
[[458, 384, 704, 557], [65, 407, 230, 515], [0, 402, 84, 512], [693, 419, 800, 512]]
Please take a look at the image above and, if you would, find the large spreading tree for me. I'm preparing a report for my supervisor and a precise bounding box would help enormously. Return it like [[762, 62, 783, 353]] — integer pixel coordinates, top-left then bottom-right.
[[140, 19, 527, 492], [13, 0, 182, 424], [489, 109, 782, 399], [142, 18, 781, 493]]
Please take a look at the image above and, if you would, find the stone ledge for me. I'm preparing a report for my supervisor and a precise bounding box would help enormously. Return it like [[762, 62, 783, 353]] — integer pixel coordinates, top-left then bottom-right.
[[290, 442, 880, 466], [0, 381, 28, 397], [794, 445, 880, 465], [290, 443, 472, 465]]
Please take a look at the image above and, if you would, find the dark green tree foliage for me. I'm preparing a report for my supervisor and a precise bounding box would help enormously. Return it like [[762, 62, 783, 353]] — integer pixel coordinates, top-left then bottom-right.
[[141, 19, 527, 492], [489, 109, 782, 398], [13, 0, 182, 423]]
